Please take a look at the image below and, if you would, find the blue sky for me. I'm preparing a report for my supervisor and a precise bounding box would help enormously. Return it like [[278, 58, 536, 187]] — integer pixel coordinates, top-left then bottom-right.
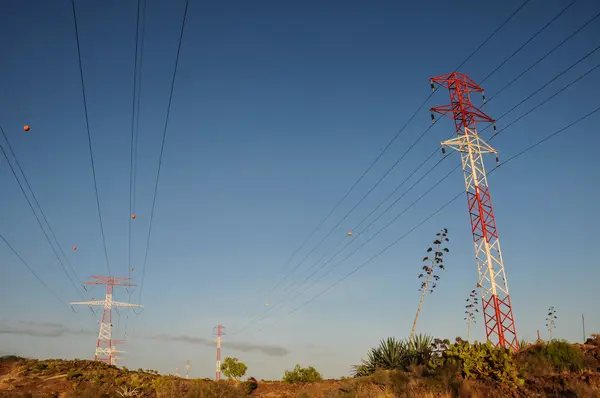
[[0, 0, 599, 380]]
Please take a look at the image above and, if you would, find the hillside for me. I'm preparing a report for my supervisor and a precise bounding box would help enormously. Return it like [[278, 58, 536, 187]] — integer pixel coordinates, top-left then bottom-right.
[[1, 336, 600, 397]]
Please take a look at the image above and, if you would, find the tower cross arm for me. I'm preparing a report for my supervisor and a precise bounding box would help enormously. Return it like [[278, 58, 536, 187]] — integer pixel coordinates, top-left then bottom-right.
[[430, 104, 495, 124], [430, 72, 485, 92], [441, 134, 498, 154], [70, 300, 106, 306], [112, 301, 143, 308]]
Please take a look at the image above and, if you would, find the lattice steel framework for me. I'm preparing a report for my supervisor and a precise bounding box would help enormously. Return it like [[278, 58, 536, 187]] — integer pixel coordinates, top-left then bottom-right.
[[213, 325, 225, 380], [430, 72, 519, 352], [71, 276, 142, 363], [110, 339, 125, 366]]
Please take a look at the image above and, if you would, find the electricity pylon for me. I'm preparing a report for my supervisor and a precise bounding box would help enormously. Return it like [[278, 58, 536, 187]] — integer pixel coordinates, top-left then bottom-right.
[[71, 276, 142, 363], [430, 72, 519, 352], [213, 325, 225, 380]]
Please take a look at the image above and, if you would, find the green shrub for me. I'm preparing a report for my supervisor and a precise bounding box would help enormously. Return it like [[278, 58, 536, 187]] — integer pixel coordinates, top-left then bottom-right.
[[522, 340, 584, 372], [430, 339, 522, 386], [283, 364, 323, 384], [66, 370, 83, 380], [34, 362, 48, 371]]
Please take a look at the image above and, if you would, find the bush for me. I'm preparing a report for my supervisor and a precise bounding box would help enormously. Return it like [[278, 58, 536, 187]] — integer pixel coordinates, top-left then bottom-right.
[[66, 370, 83, 380], [34, 362, 48, 371], [430, 339, 522, 386], [283, 364, 323, 384], [521, 340, 584, 372]]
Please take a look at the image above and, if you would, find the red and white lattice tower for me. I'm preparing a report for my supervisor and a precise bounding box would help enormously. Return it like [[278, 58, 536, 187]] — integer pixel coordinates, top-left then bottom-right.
[[430, 72, 519, 352], [71, 276, 142, 363], [213, 325, 225, 380]]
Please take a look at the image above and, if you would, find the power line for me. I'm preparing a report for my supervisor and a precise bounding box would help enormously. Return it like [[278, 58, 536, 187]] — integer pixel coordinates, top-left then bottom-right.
[[0, 128, 85, 300], [482, 42, 600, 132], [0, 230, 70, 308], [289, 142, 450, 291], [272, 121, 440, 296], [234, 161, 459, 335], [500, 105, 600, 167], [137, 0, 190, 304], [263, 92, 436, 300], [246, 0, 535, 312], [128, 0, 146, 281], [281, 106, 599, 321], [454, 0, 533, 71], [489, 10, 600, 101], [480, 0, 578, 84], [125, 0, 148, 337], [70, 0, 111, 276], [0, 125, 85, 290], [498, 60, 600, 133], [288, 192, 463, 318], [240, 49, 600, 333], [277, 160, 455, 314]]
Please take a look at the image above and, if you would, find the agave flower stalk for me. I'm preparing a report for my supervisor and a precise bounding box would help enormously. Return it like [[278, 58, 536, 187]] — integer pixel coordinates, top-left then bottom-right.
[[546, 306, 557, 340], [410, 228, 449, 343], [464, 289, 479, 343]]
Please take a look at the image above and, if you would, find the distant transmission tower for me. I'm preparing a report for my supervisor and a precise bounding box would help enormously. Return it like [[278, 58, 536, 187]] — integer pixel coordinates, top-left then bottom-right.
[[430, 72, 519, 352], [71, 276, 142, 363], [175, 367, 180, 377], [213, 325, 225, 380], [186, 360, 190, 379]]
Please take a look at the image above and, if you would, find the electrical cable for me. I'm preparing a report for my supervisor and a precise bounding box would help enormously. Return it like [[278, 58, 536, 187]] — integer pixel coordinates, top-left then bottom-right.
[[137, 0, 190, 305], [281, 105, 600, 321], [454, 0, 533, 72], [263, 92, 436, 300], [495, 60, 600, 134], [0, 130, 85, 300], [0, 230, 70, 308], [70, 0, 111, 276], [499, 105, 600, 167], [289, 143, 448, 291], [480, 0, 578, 84], [240, 51, 600, 333], [273, 121, 440, 296], [295, 58, 600, 307], [234, 161, 459, 335], [125, 0, 148, 337], [274, 158, 454, 314], [242, 0, 537, 315], [235, 0, 543, 331], [482, 42, 600, 133], [128, 0, 143, 286], [490, 10, 600, 101], [0, 125, 85, 290]]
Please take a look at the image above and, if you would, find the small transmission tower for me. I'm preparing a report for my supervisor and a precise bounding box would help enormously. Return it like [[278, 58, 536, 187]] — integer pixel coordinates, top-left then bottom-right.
[[186, 360, 190, 379], [430, 72, 518, 352], [71, 276, 142, 363], [213, 325, 225, 380]]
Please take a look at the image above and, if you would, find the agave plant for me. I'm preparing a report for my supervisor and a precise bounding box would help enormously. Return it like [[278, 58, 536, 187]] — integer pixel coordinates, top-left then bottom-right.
[[351, 334, 436, 377]]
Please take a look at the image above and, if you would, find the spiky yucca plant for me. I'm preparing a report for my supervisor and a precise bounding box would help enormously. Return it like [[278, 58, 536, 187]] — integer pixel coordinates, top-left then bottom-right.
[[351, 334, 435, 377]]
